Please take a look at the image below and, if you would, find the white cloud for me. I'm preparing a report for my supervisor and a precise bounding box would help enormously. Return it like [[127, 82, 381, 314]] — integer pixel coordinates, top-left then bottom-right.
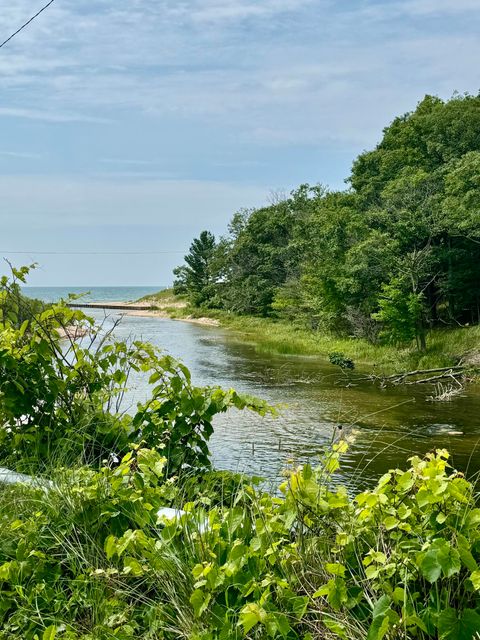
[[0, 1, 478, 150], [1, 0, 477, 150], [350, 0, 480, 22], [400, 0, 480, 16], [184, 0, 316, 23]]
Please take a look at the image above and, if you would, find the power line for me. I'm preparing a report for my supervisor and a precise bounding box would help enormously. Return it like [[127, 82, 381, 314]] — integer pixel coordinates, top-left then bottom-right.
[[1, 250, 185, 255], [0, 0, 55, 50]]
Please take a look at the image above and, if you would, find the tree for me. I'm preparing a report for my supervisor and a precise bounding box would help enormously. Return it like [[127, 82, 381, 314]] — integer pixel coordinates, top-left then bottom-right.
[[221, 198, 295, 316], [373, 279, 427, 350], [350, 94, 480, 205], [220, 186, 324, 318], [173, 231, 218, 306], [175, 94, 480, 339]]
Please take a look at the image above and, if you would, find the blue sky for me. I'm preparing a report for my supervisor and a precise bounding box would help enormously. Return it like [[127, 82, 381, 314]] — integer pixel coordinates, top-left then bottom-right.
[[1, 0, 479, 286]]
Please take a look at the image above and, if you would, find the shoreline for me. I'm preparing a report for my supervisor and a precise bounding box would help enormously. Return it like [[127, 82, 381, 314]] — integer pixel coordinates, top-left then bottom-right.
[[130, 292, 480, 377], [123, 308, 220, 326], [75, 299, 221, 327], [75, 295, 480, 377]]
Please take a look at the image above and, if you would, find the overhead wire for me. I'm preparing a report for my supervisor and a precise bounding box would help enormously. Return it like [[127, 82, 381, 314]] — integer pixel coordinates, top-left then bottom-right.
[[0, 0, 55, 49], [0, 250, 186, 255]]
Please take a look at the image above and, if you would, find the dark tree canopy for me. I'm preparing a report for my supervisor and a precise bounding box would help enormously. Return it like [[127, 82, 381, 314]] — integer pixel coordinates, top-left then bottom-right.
[[174, 94, 480, 350]]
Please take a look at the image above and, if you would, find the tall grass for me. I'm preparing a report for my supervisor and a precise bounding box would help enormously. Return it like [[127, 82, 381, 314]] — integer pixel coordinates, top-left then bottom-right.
[[141, 291, 480, 374]]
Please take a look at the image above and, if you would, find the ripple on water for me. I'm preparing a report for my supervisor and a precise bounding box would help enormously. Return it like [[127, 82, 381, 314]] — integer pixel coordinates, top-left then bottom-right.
[[82, 310, 480, 488]]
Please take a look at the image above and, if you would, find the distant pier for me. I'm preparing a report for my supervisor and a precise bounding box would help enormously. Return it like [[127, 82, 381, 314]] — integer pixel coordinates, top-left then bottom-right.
[[66, 302, 156, 311]]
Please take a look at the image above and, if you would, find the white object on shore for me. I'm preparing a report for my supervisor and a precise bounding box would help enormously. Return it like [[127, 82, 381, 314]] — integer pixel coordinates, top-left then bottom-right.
[[0, 468, 208, 533], [57, 325, 89, 340], [157, 507, 208, 533], [0, 467, 53, 489], [157, 507, 186, 520]]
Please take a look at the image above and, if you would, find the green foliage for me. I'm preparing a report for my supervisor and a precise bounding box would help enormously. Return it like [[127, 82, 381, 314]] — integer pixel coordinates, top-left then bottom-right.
[[328, 352, 355, 370], [304, 451, 479, 638], [132, 371, 273, 477], [373, 279, 427, 349], [0, 263, 46, 329], [173, 231, 220, 306], [2, 442, 480, 638], [0, 266, 272, 474], [219, 194, 306, 316], [2, 266, 480, 638], [175, 94, 480, 341]]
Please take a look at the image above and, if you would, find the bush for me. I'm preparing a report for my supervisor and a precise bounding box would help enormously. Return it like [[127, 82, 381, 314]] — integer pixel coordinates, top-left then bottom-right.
[[2, 446, 480, 639], [328, 352, 355, 370], [0, 266, 272, 474]]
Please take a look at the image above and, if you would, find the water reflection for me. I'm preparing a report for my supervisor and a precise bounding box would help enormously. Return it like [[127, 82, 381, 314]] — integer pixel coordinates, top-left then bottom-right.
[[87, 311, 480, 489]]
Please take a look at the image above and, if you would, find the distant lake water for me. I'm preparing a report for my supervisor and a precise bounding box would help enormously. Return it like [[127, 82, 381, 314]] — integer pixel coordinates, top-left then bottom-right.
[[23, 286, 163, 303], [21, 286, 480, 489]]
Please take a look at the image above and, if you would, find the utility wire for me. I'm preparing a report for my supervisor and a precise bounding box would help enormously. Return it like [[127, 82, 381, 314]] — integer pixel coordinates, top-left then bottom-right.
[[0, 0, 55, 50], [1, 250, 185, 255]]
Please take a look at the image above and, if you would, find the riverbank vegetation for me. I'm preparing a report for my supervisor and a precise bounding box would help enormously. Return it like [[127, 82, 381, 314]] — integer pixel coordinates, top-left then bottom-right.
[[173, 95, 480, 370], [3, 269, 480, 639], [141, 291, 480, 374]]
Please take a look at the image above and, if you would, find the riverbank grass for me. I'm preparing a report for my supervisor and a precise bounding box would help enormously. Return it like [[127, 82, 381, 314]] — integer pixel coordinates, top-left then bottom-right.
[[141, 290, 480, 374]]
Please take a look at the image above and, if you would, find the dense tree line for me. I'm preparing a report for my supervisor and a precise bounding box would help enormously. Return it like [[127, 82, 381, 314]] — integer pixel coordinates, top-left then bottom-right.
[[174, 95, 480, 350]]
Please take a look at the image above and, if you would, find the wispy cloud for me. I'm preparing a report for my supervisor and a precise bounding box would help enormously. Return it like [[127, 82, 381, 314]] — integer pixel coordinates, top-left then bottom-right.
[[0, 0, 478, 146], [0, 107, 111, 124], [183, 0, 317, 23], [399, 0, 480, 16], [0, 150, 43, 159], [1, 0, 479, 283]]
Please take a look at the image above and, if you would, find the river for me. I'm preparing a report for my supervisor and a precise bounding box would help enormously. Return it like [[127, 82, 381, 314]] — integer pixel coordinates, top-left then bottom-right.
[[83, 309, 480, 490]]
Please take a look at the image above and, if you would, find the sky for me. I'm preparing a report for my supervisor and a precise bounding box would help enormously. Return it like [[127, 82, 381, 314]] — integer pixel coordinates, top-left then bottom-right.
[[1, 0, 479, 286]]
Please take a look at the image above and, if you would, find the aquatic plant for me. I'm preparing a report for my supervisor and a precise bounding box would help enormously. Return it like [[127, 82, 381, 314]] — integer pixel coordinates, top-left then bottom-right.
[[328, 352, 355, 370]]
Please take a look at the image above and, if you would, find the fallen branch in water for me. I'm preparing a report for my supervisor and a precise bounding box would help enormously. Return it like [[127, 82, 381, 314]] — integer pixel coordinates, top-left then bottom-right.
[[383, 365, 465, 381], [427, 379, 465, 401], [369, 365, 479, 386], [405, 370, 464, 385]]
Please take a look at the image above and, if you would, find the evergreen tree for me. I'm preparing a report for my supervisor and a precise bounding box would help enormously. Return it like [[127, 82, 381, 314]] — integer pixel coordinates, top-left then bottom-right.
[[173, 231, 217, 306]]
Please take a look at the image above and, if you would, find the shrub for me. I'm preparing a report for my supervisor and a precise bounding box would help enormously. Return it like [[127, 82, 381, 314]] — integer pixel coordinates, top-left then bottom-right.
[[0, 266, 272, 474], [328, 352, 355, 370], [2, 447, 480, 639]]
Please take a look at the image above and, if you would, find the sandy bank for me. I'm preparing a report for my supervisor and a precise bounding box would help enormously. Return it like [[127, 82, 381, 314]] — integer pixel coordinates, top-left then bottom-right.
[[84, 298, 219, 327], [57, 325, 89, 339], [123, 308, 220, 326]]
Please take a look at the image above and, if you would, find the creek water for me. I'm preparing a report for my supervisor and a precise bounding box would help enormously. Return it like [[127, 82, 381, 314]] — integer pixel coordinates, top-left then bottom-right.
[[83, 309, 480, 490]]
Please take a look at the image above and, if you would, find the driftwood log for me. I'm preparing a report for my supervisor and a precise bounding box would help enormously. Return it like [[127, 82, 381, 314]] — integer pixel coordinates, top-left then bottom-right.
[[370, 365, 479, 386]]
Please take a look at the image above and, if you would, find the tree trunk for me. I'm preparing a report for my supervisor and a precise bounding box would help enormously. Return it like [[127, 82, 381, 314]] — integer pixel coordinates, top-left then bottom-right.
[[416, 321, 427, 351]]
